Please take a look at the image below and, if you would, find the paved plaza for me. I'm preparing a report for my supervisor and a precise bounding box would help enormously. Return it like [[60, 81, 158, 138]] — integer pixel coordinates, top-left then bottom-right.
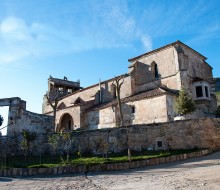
[[1, 151, 220, 190]]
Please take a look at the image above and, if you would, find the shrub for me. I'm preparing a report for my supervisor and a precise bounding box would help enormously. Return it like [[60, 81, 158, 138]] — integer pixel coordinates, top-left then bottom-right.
[[216, 106, 220, 117], [174, 88, 196, 116]]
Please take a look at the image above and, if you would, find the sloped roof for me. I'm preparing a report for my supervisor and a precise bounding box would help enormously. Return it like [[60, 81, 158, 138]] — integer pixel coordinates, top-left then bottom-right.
[[86, 87, 177, 112], [128, 40, 207, 62]]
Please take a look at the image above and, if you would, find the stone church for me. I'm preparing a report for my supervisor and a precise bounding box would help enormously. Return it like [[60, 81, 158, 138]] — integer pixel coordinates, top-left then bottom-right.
[[42, 41, 217, 131]]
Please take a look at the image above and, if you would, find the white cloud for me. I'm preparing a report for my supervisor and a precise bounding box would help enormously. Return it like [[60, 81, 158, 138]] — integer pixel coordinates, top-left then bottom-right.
[[0, 2, 155, 65], [141, 35, 153, 52], [0, 17, 66, 63]]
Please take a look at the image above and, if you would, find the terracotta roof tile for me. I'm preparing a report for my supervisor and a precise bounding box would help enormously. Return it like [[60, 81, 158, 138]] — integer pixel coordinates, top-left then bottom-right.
[[86, 87, 177, 112]]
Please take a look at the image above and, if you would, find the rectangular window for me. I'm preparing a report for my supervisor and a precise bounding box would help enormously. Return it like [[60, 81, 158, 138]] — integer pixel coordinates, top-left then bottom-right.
[[205, 86, 209, 98], [157, 141, 163, 148], [131, 106, 135, 113], [112, 86, 117, 99], [196, 86, 203, 97]]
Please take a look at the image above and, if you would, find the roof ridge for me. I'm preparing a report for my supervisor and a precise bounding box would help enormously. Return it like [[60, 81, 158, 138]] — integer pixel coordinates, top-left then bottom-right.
[[128, 40, 207, 62]]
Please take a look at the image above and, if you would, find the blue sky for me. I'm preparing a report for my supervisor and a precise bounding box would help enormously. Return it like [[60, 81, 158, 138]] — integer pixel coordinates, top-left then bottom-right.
[[0, 0, 220, 134]]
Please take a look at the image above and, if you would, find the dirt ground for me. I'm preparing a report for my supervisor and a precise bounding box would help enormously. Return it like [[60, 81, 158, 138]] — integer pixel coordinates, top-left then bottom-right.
[[1, 151, 220, 190]]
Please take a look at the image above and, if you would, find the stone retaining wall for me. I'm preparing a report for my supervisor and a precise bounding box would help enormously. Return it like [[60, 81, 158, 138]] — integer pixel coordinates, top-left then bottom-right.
[[68, 117, 220, 154], [0, 149, 212, 177]]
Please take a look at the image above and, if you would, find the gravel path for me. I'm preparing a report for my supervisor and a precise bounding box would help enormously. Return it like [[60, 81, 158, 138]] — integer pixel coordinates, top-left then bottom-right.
[[1, 151, 220, 190]]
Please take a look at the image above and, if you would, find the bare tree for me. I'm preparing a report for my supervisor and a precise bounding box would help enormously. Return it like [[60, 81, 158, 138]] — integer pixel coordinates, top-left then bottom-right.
[[112, 75, 124, 127], [112, 75, 131, 162], [45, 90, 60, 132]]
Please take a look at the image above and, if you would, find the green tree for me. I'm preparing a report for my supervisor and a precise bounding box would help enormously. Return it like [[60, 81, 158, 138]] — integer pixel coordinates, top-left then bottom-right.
[[175, 88, 196, 116], [48, 134, 60, 155], [62, 132, 72, 162], [48, 132, 73, 163], [216, 105, 220, 117], [0, 115, 3, 126], [20, 130, 37, 159]]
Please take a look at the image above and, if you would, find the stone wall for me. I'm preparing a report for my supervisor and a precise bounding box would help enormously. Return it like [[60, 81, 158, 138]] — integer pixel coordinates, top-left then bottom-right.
[[7, 110, 54, 136], [43, 75, 132, 115], [68, 117, 220, 154], [215, 78, 220, 92], [129, 45, 180, 94], [6, 110, 54, 155], [86, 94, 175, 129], [3, 117, 220, 156]]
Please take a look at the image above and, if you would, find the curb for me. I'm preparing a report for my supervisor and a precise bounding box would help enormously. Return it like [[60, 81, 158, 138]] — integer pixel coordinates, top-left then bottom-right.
[[0, 149, 212, 177]]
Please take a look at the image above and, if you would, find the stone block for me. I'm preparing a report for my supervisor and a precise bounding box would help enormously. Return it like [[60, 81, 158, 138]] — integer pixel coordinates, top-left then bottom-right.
[[31, 168, 37, 175], [22, 168, 28, 176], [149, 158, 156, 165], [3, 169, 8, 176], [28, 168, 33, 176], [170, 155, 176, 162], [176, 155, 180, 161], [57, 166, 63, 175], [159, 157, 165, 164], [12, 168, 20, 176], [0, 169, 3, 176], [87, 165, 94, 172], [155, 158, 160, 165], [122, 162, 130, 170], [52, 167, 58, 175], [70, 165, 76, 174], [118, 163, 123, 170], [106, 164, 113, 171], [165, 156, 170, 163], [183, 154, 188, 159], [129, 161, 135, 169], [188, 153, 194, 158], [37, 168, 47, 175], [179, 154, 184, 160], [113, 163, 119, 170], [94, 164, 101, 172]]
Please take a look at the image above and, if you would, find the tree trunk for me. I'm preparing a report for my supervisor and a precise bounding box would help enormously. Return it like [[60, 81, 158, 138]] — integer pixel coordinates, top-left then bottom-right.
[[54, 107, 57, 132], [128, 148, 131, 162], [126, 128, 131, 162], [116, 88, 124, 126]]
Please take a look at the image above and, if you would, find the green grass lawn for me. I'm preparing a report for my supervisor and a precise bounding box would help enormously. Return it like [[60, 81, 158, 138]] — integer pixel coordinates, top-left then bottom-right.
[[0, 149, 199, 169]]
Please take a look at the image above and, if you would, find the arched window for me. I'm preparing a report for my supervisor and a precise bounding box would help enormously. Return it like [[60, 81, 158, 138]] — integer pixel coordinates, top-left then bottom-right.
[[154, 64, 159, 79]]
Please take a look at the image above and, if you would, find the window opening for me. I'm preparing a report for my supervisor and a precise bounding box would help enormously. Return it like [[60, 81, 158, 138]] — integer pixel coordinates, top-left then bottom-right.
[[205, 86, 209, 98], [68, 120, 71, 130], [157, 140, 163, 148], [68, 89, 72, 94], [154, 64, 159, 79], [131, 106, 135, 113], [196, 86, 203, 97], [112, 85, 117, 99]]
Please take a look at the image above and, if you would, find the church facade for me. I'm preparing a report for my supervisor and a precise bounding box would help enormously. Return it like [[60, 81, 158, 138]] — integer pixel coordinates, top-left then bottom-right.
[[42, 41, 217, 131]]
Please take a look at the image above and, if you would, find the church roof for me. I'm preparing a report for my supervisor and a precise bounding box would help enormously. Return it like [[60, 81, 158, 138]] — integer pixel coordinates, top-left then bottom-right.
[[128, 40, 207, 62], [86, 87, 177, 112]]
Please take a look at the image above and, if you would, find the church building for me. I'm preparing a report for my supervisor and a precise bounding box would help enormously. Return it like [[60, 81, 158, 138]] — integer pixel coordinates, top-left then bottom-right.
[[42, 41, 217, 131]]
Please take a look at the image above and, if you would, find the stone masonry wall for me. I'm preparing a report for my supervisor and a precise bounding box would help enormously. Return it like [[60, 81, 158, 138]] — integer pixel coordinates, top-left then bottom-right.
[[86, 94, 172, 130], [69, 117, 220, 154], [6, 110, 54, 155], [129, 46, 180, 94]]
